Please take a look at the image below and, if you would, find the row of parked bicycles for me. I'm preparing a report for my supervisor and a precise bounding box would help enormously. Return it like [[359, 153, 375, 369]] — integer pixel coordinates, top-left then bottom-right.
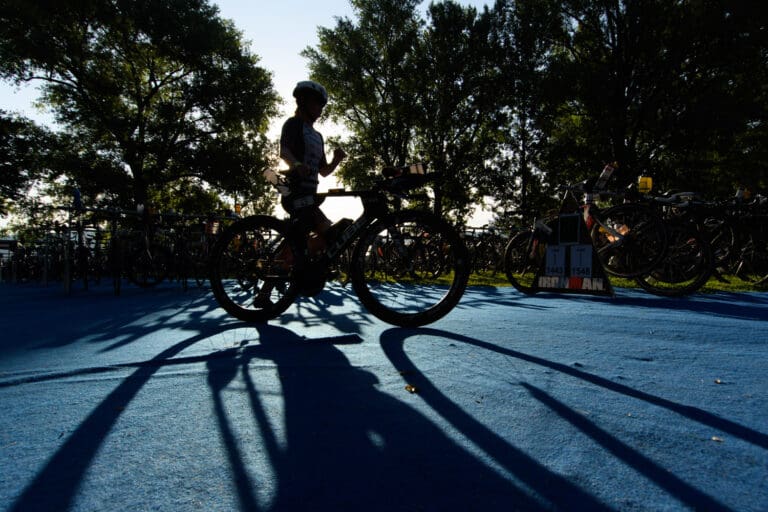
[[1, 163, 766, 320], [502, 164, 768, 297], [0, 206, 235, 295]]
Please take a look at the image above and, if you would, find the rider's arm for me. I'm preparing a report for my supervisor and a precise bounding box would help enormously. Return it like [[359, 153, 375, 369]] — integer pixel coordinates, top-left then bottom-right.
[[280, 117, 305, 173], [319, 148, 346, 177]]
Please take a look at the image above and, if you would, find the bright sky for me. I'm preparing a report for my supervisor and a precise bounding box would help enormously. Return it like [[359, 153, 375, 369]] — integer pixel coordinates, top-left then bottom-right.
[[1, 0, 494, 224]]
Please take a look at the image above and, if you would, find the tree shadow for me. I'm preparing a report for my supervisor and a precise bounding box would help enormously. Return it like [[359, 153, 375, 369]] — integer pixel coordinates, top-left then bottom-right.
[[529, 288, 768, 322], [0, 283, 221, 356], [457, 285, 768, 323]]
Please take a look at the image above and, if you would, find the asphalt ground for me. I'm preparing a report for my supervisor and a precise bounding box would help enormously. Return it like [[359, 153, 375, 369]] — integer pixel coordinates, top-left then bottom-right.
[[1, 281, 766, 511]]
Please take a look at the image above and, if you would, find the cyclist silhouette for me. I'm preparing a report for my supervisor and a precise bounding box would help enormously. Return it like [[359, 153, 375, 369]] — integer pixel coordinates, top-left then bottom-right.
[[279, 80, 346, 255]]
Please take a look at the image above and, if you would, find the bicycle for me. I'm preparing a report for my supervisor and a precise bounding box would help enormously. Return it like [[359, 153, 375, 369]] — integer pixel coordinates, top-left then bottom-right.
[[715, 194, 768, 287], [123, 208, 173, 289], [633, 191, 715, 297], [504, 163, 668, 294], [208, 165, 470, 327], [465, 226, 506, 278]]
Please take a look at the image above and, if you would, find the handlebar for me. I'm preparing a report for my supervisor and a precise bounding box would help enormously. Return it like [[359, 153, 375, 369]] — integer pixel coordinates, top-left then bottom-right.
[[318, 164, 438, 198]]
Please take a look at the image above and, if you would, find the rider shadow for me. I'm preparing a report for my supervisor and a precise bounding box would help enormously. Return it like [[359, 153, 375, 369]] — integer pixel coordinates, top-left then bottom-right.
[[206, 323, 550, 511]]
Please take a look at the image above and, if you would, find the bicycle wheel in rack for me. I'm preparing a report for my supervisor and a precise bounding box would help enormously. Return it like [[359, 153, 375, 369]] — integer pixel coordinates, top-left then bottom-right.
[[733, 232, 768, 288], [128, 241, 172, 288], [350, 211, 469, 327], [591, 203, 668, 278], [503, 231, 541, 295], [209, 215, 299, 322], [635, 225, 714, 297], [192, 253, 209, 288]]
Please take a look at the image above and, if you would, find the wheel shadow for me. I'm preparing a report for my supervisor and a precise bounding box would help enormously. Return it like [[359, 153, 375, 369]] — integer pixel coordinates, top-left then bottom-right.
[[379, 327, 759, 511], [8, 321, 566, 511]]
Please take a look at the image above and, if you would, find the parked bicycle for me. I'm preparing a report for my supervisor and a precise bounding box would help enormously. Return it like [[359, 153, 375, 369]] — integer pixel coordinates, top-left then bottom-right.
[[691, 191, 768, 288], [633, 190, 714, 297], [465, 226, 507, 277], [209, 165, 470, 327], [504, 163, 669, 294]]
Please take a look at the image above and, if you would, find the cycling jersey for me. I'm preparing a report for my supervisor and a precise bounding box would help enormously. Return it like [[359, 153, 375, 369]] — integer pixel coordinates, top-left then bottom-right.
[[280, 116, 328, 195]]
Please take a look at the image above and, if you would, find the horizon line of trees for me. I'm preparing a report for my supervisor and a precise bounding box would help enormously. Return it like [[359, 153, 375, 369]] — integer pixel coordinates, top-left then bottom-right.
[[2, 0, 767, 235]]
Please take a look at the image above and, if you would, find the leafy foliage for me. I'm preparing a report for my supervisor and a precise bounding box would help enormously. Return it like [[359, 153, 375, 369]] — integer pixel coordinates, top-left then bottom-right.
[[0, 0, 279, 210], [0, 112, 52, 214], [2, 0, 767, 231], [302, 0, 423, 191]]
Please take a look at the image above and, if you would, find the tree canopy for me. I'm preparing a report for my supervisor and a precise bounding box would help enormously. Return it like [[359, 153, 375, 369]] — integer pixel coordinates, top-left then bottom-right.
[[1, 0, 279, 211], [2, 0, 766, 229], [304, 0, 768, 223]]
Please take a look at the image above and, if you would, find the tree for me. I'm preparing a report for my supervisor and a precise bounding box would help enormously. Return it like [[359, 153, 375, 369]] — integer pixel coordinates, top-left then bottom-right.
[[487, 0, 564, 222], [302, 0, 423, 190], [541, 0, 768, 195], [0, 0, 279, 208], [304, 0, 502, 221], [539, 0, 682, 185], [0, 112, 52, 214], [410, 1, 500, 220], [661, 1, 768, 193]]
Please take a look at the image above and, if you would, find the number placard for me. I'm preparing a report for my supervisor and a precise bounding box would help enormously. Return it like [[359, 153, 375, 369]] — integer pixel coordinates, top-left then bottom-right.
[[570, 245, 593, 277], [545, 245, 566, 276]]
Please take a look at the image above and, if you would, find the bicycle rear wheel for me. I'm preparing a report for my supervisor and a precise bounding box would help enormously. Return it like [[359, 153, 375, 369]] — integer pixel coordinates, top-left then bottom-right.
[[591, 204, 668, 278], [128, 242, 171, 288], [503, 231, 541, 295], [733, 232, 768, 288], [209, 215, 299, 322], [350, 211, 469, 327], [635, 225, 713, 297]]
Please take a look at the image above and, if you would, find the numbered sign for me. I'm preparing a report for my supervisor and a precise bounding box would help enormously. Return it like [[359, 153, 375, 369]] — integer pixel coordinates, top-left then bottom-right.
[[570, 245, 593, 278], [545, 245, 566, 276], [533, 214, 614, 297]]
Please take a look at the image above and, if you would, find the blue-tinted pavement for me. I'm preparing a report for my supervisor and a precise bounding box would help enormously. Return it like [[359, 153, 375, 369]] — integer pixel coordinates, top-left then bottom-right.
[[1, 282, 767, 511]]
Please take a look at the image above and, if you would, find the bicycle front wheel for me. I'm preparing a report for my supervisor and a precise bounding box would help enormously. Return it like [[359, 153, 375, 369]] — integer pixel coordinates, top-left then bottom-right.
[[350, 211, 470, 327], [209, 215, 299, 322]]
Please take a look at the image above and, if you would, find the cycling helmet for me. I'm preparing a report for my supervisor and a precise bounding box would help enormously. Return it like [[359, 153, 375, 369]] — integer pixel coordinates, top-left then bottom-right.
[[293, 80, 328, 106]]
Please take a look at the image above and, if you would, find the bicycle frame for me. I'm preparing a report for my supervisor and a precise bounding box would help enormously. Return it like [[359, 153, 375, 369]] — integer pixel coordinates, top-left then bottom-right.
[[316, 189, 390, 264]]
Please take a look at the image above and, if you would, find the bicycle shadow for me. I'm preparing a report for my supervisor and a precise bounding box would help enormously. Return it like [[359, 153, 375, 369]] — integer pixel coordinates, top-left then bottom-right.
[[379, 327, 759, 511], [272, 282, 376, 333], [9, 319, 564, 512]]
